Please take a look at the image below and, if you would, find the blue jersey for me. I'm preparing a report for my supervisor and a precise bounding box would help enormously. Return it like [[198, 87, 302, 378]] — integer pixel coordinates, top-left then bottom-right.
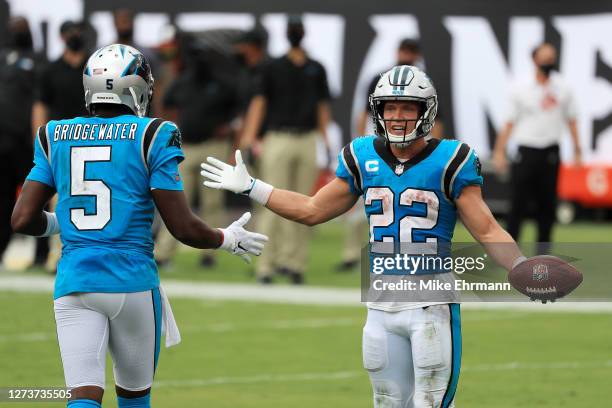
[[336, 136, 482, 270], [26, 115, 184, 299]]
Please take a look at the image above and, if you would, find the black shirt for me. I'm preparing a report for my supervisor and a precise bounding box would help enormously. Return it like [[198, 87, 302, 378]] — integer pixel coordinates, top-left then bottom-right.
[[239, 59, 269, 137], [37, 56, 88, 120], [0, 48, 46, 139], [256, 55, 330, 131], [164, 71, 238, 144]]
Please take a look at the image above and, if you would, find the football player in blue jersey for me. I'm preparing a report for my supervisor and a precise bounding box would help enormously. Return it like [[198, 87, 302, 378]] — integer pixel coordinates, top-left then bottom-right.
[[201, 65, 527, 407], [11, 44, 267, 408]]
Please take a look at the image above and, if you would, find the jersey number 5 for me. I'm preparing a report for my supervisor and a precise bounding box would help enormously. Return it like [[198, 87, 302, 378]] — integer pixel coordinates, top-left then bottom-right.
[[70, 146, 112, 230]]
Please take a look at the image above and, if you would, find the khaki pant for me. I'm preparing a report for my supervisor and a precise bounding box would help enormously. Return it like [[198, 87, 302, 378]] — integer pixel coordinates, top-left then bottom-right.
[[155, 138, 230, 262], [256, 131, 319, 277]]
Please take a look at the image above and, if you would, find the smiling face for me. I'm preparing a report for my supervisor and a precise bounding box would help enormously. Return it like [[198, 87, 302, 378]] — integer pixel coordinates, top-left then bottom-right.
[[382, 100, 421, 137]]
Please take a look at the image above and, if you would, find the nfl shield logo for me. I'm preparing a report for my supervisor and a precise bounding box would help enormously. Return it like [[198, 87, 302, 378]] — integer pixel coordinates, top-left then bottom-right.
[[395, 164, 404, 175], [532, 264, 549, 281]]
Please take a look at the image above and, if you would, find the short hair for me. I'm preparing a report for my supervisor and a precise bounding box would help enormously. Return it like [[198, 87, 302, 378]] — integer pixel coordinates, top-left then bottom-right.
[[235, 28, 267, 48], [113, 8, 135, 22], [398, 38, 421, 53], [531, 42, 556, 59], [60, 20, 83, 35], [287, 14, 304, 28]]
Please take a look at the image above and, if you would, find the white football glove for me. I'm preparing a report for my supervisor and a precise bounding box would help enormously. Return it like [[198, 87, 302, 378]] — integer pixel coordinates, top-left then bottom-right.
[[201, 150, 273, 205], [218, 212, 268, 263]]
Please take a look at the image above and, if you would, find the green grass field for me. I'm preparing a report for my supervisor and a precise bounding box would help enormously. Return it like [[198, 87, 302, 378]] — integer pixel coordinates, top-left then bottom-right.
[[1, 221, 612, 407], [1, 293, 611, 407]]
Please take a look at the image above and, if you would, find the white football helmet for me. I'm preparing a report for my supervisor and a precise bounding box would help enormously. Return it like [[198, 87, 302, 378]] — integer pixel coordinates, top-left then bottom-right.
[[369, 65, 437, 145], [83, 44, 154, 117]]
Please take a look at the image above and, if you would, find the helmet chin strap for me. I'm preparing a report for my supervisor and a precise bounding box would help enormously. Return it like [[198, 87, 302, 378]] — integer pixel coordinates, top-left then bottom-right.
[[383, 116, 423, 145], [129, 86, 144, 117], [84, 88, 91, 112]]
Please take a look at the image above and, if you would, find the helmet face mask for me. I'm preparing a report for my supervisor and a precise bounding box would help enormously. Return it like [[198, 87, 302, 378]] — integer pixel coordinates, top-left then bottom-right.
[[369, 65, 437, 146], [83, 44, 154, 117]]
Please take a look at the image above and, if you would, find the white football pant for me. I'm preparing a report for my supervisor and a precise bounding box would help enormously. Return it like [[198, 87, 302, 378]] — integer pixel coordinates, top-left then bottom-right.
[[53, 289, 162, 391], [363, 304, 461, 408]]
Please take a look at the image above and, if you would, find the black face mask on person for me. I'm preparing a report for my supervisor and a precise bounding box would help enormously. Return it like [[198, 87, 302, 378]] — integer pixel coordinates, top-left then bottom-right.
[[397, 58, 416, 66], [287, 27, 304, 48], [117, 28, 133, 43], [66, 34, 85, 52], [10, 30, 33, 50], [538, 63, 557, 77], [234, 52, 247, 67]]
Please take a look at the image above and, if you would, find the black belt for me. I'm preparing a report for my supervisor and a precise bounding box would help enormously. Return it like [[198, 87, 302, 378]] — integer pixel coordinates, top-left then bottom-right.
[[518, 144, 559, 153]]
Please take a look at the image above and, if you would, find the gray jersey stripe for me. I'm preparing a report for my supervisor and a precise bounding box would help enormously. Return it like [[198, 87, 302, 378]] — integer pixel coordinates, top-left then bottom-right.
[[340, 149, 358, 192], [146, 121, 170, 168], [140, 118, 156, 172], [441, 143, 462, 201], [349, 142, 364, 192], [449, 147, 474, 198]]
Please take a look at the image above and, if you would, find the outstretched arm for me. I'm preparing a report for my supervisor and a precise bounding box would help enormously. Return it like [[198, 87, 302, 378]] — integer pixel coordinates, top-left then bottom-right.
[[456, 185, 524, 271], [153, 189, 267, 263], [201, 150, 359, 226], [152, 189, 223, 249], [265, 177, 358, 226]]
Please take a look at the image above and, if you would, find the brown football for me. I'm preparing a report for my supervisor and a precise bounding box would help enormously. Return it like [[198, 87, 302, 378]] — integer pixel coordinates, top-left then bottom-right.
[[508, 255, 583, 303]]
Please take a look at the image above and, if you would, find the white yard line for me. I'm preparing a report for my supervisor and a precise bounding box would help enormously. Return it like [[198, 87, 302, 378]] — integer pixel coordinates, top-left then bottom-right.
[[0, 313, 533, 344], [153, 360, 612, 388], [0, 274, 611, 312], [154, 371, 362, 388], [0, 315, 530, 344]]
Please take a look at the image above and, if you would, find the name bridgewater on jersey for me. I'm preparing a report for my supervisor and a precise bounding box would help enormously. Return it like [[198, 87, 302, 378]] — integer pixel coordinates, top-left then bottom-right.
[[52, 122, 139, 142]]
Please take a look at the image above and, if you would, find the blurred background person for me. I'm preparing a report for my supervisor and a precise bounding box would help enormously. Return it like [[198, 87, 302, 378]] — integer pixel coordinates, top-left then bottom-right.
[[0, 16, 46, 265], [355, 38, 445, 141], [493, 42, 582, 254], [153, 24, 183, 118], [113, 9, 161, 106], [155, 37, 240, 268], [30, 20, 88, 272], [113, 7, 159, 64], [233, 27, 269, 156], [113, 8, 139, 47], [337, 38, 445, 272], [33, 21, 88, 126], [240, 15, 331, 284]]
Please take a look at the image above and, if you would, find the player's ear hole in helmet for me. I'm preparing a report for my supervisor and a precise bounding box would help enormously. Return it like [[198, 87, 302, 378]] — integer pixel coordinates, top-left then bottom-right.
[[369, 65, 437, 146], [83, 44, 154, 117]]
